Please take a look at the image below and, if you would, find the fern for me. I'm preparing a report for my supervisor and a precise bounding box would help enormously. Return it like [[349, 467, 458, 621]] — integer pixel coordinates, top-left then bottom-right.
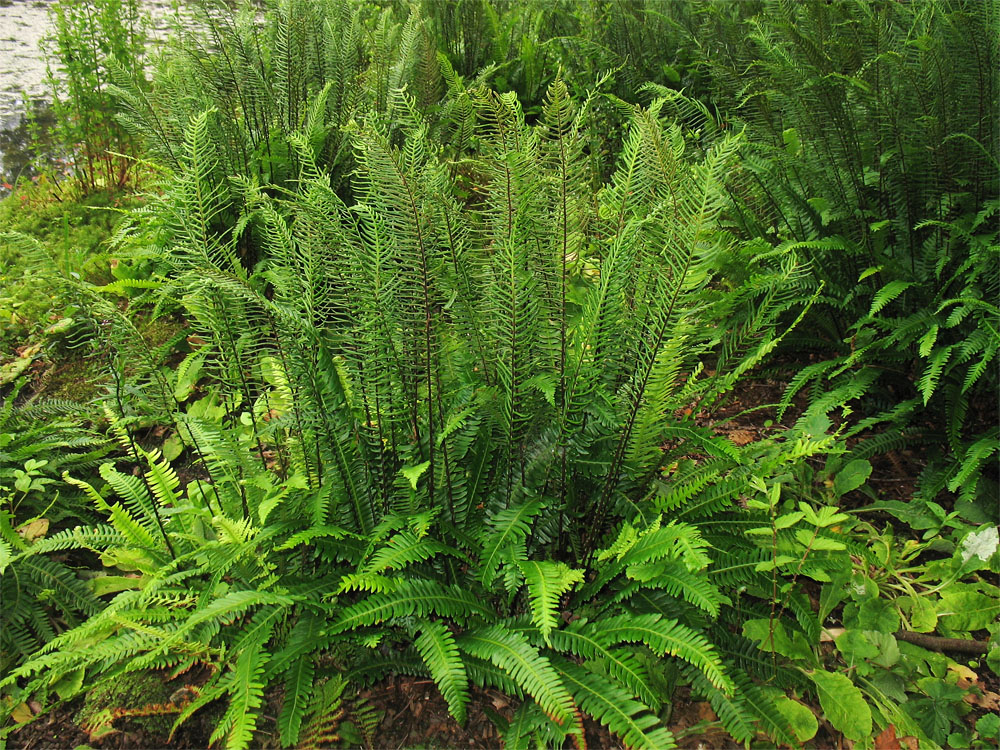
[[554, 660, 676, 750], [458, 626, 576, 727], [517, 560, 583, 645], [415, 620, 469, 724]]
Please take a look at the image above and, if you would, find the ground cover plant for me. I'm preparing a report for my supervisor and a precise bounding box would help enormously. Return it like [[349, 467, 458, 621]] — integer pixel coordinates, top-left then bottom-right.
[[0, 0, 997, 748]]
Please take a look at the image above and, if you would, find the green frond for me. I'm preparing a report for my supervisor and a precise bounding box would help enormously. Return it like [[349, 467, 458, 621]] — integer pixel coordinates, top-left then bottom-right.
[[210, 640, 269, 749], [277, 653, 315, 747], [544, 622, 662, 709], [587, 614, 733, 693], [553, 659, 675, 750], [328, 579, 493, 635], [477, 498, 545, 587], [297, 677, 347, 750], [457, 625, 576, 727], [415, 619, 469, 724], [517, 559, 584, 645]]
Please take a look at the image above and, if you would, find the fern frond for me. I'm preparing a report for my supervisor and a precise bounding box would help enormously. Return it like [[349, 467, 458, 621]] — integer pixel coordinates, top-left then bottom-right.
[[458, 625, 575, 727], [553, 659, 675, 750], [518, 560, 583, 645], [415, 619, 469, 724]]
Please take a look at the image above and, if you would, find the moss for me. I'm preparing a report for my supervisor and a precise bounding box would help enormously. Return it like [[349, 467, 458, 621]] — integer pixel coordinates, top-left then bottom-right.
[[0, 182, 142, 357], [75, 670, 177, 738], [140, 314, 187, 350], [34, 355, 107, 402]]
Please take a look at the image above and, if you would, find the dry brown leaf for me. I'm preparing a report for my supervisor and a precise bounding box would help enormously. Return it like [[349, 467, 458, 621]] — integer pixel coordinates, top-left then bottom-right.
[[17, 518, 49, 542], [874, 724, 901, 750], [972, 690, 1000, 711], [820, 627, 847, 642], [948, 662, 978, 684], [727, 429, 756, 446], [695, 702, 718, 722]]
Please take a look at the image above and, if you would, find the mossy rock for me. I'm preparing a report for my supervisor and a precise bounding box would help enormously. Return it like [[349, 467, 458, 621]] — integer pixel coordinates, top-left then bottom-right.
[[75, 670, 178, 741]]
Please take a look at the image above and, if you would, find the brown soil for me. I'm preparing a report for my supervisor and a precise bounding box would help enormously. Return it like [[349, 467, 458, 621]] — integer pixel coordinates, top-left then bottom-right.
[[6, 677, 764, 750]]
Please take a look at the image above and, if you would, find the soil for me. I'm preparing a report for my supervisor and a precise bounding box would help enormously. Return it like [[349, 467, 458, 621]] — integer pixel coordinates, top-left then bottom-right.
[[5, 677, 764, 750]]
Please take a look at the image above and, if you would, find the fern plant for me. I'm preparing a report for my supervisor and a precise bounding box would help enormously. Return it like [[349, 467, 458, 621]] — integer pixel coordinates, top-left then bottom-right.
[[0, 378, 109, 672], [686, 0, 999, 512], [7, 77, 820, 748]]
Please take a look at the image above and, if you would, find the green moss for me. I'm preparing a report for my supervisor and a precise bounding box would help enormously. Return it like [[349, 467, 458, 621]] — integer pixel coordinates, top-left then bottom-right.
[[35, 355, 107, 402], [140, 314, 186, 350], [0, 183, 143, 371], [75, 670, 177, 738]]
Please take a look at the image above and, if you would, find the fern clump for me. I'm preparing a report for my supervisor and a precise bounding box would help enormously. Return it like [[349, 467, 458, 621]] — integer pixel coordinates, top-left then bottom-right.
[[0, 68, 825, 747], [11, 0, 994, 747]]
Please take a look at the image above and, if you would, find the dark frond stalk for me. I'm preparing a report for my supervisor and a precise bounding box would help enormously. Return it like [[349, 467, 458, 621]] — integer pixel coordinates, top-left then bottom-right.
[[212, 290, 269, 494], [108, 354, 177, 559], [266, 312, 315, 486], [587, 248, 696, 558], [433, 365, 456, 525], [440, 203, 492, 386]]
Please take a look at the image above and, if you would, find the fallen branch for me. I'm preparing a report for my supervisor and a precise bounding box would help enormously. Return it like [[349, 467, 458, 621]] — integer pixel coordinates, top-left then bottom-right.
[[894, 631, 989, 654]]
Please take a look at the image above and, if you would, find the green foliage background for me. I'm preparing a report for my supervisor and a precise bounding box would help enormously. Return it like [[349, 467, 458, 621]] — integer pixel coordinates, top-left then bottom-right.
[[0, 0, 996, 748]]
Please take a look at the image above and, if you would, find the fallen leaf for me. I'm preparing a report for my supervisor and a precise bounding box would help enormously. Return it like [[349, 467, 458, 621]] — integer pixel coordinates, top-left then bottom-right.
[[18, 518, 49, 542], [727, 429, 756, 446], [971, 690, 1000, 711], [695, 702, 718, 722], [948, 662, 978, 684], [900, 736, 919, 750], [10, 702, 33, 723], [820, 627, 847, 642], [874, 724, 901, 750]]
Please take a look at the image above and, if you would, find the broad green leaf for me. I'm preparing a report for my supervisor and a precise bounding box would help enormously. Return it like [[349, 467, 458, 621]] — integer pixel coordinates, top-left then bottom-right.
[[808, 670, 871, 741], [869, 632, 900, 669], [976, 713, 1000, 739], [774, 512, 804, 530], [835, 630, 878, 671], [51, 667, 85, 700], [857, 598, 900, 633], [743, 619, 812, 662], [938, 590, 1000, 632], [907, 595, 938, 633], [834, 459, 872, 496], [774, 696, 817, 742]]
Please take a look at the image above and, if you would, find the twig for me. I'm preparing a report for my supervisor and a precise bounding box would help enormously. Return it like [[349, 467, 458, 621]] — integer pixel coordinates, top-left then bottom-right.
[[894, 630, 989, 654]]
